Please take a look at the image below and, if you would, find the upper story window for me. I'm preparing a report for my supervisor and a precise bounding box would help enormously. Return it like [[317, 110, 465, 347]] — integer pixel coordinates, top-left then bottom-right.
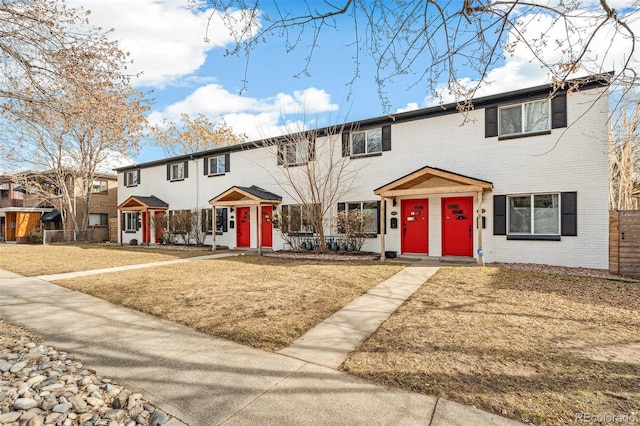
[[499, 100, 550, 137], [342, 125, 390, 158], [508, 193, 559, 235], [352, 128, 382, 156], [284, 140, 311, 166], [208, 155, 226, 176], [167, 161, 188, 182], [91, 180, 108, 193], [124, 170, 140, 187]]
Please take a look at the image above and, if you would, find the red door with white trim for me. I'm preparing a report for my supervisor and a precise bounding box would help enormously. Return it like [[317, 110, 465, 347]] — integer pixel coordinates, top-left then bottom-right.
[[236, 207, 251, 247], [261, 206, 273, 247], [154, 211, 164, 243], [442, 196, 473, 257], [401, 199, 429, 254]]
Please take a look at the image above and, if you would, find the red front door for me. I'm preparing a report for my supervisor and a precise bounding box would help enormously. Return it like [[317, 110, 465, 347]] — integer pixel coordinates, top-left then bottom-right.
[[236, 207, 251, 247], [442, 196, 473, 257], [261, 206, 273, 248], [154, 211, 164, 243], [401, 198, 429, 254]]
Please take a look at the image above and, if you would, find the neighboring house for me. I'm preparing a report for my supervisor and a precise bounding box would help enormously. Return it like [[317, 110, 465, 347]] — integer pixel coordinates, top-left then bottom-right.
[[116, 76, 611, 269], [0, 172, 118, 243]]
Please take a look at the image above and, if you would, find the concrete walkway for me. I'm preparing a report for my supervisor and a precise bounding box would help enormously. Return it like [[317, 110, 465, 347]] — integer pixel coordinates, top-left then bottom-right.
[[279, 260, 440, 368], [0, 263, 523, 426]]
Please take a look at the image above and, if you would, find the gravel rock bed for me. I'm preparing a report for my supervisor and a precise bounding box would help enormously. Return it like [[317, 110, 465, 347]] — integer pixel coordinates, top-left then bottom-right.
[[264, 251, 380, 261], [0, 321, 171, 426]]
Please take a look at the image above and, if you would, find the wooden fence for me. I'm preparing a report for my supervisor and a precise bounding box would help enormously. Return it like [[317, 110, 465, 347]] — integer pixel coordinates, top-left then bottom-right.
[[610, 210, 640, 277]]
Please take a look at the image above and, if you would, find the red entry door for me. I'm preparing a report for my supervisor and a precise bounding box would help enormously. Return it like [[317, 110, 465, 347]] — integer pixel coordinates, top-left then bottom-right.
[[236, 207, 251, 247], [261, 206, 273, 248], [154, 211, 164, 243], [401, 199, 429, 254], [442, 196, 473, 257]]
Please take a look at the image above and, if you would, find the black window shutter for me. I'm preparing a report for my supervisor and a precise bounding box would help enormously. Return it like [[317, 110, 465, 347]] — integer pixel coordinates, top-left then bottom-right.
[[551, 93, 567, 129], [337, 202, 346, 233], [136, 170, 140, 184], [342, 132, 350, 157], [277, 142, 284, 165], [561, 191, 577, 236], [166, 164, 171, 180], [309, 138, 316, 161], [281, 205, 289, 231], [225, 153, 230, 172], [382, 125, 391, 152], [375, 200, 386, 234], [183, 161, 189, 178], [485, 106, 498, 137], [121, 212, 125, 229], [222, 208, 228, 232], [135, 212, 141, 231], [493, 195, 506, 235], [203, 158, 209, 175], [124, 173, 129, 187]]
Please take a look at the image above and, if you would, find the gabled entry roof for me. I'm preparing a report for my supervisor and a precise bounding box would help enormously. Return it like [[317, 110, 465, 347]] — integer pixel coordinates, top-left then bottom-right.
[[118, 195, 169, 210], [374, 165, 493, 197], [209, 185, 282, 206]]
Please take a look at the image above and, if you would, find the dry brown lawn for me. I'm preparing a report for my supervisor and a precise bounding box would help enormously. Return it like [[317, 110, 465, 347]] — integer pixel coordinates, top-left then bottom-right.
[[343, 267, 640, 425], [0, 244, 214, 276], [55, 255, 405, 351]]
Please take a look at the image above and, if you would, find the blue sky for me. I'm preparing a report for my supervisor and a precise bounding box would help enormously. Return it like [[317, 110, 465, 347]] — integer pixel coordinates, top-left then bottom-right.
[[65, 0, 638, 165]]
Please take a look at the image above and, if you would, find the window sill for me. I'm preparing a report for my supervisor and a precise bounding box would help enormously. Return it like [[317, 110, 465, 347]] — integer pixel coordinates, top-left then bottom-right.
[[91, 191, 109, 195], [498, 130, 551, 141], [125, 184, 138, 188], [207, 173, 226, 178], [282, 162, 310, 168], [124, 230, 137, 234], [350, 152, 382, 160], [169, 178, 185, 182], [506, 234, 561, 241]]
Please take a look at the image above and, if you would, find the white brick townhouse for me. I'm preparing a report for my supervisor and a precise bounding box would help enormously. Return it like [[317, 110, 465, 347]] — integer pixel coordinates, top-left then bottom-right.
[[115, 76, 611, 269]]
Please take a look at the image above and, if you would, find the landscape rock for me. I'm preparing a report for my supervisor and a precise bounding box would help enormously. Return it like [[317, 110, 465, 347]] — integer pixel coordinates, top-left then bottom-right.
[[0, 330, 173, 426]]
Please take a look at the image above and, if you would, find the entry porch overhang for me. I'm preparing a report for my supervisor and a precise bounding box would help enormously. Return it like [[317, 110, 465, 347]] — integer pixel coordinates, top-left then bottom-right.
[[209, 186, 282, 254], [209, 185, 282, 207], [374, 166, 493, 198], [374, 166, 493, 265], [117, 195, 169, 211]]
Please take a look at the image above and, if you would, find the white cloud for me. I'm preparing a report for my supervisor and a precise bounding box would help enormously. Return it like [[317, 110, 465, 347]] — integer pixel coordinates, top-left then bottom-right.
[[67, 0, 253, 87], [150, 85, 339, 140], [421, 7, 640, 106], [395, 102, 420, 113]]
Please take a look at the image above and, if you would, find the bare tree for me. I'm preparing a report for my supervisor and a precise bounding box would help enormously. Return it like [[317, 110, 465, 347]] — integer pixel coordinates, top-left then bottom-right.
[[610, 88, 640, 210], [0, 0, 149, 232], [197, 1, 638, 107], [149, 114, 247, 157], [259, 124, 363, 251]]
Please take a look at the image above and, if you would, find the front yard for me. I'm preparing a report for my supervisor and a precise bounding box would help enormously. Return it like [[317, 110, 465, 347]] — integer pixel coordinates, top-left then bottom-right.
[[343, 267, 640, 425], [52, 255, 405, 350], [0, 244, 214, 276]]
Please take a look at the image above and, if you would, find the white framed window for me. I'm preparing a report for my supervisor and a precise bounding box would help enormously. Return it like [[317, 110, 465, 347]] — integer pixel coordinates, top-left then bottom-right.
[[170, 163, 184, 181], [124, 170, 140, 187], [91, 180, 108, 193], [123, 212, 139, 232], [89, 213, 108, 227], [508, 193, 559, 235], [352, 128, 382, 156], [283, 204, 316, 234], [345, 201, 378, 234], [208, 155, 226, 176], [284, 141, 310, 166], [499, 99, 550, 137]]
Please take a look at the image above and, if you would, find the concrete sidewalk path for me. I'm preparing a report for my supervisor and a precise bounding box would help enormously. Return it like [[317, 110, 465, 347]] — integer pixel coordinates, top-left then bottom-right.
[[279, 260, 440, 368], [0, 269, 522, 426]]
